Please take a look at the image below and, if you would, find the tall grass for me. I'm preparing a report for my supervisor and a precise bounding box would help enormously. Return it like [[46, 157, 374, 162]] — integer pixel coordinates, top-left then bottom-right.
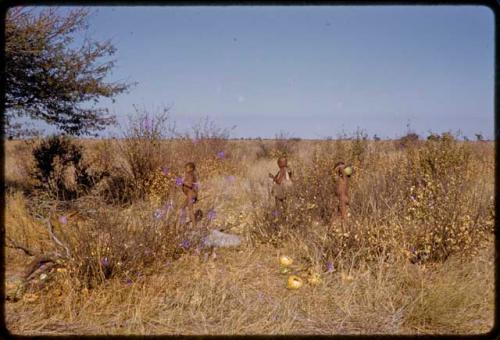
[[4, 128, 494, 335]]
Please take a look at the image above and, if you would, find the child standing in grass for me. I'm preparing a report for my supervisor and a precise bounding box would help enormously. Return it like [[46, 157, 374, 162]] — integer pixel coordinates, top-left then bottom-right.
[[177, 162, 200, 229], [330, 161, 351, 225], [269, 156, 293, 212]]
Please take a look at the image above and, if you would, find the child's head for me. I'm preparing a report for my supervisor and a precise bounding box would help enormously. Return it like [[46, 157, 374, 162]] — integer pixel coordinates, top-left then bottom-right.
[[277, 156, 288, 168], [185, 162, 196, 172]]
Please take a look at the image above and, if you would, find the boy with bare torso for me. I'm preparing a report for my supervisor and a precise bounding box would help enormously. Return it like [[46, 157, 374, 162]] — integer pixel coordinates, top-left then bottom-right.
[[269, 156, 293, 211], [177, 162, 200, 229], [330, 161, 351, 225]]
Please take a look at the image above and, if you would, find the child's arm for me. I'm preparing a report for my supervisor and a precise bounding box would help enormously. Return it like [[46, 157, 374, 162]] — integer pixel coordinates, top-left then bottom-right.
[[269, 171, 279, 183], [192, 174, 199, 192]]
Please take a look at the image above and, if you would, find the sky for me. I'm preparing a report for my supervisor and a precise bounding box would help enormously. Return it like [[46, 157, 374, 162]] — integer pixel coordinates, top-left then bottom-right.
[[36, 6, 495, 139]]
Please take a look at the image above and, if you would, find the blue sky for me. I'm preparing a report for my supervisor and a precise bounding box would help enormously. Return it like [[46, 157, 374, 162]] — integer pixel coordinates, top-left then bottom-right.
[[41, 6, 496, 139]]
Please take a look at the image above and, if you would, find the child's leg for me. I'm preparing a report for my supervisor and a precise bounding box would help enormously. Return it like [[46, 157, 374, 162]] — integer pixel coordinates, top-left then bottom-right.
[[338, 200, 350, 234], [329, 210, 335, 227], [330, 200, 339, 227], [176, 199, 188, 231], [186, 193, 197, 228], [339, 200, 348, 220], [187, 204, 196, 228], [280, 198, 287, 219]]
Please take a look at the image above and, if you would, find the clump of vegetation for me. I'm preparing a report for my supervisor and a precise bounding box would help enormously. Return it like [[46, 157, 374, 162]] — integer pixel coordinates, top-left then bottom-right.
[[274, 131, 300, 158], [147, 116, 239, 206], [399, 132, 420, 149], [255, 132, 300, 160], [402, 132, 492, 262], [350, 128, 369, 163], [116, 106, 174, 201], [31, 135, 94, 200], [255, 138, 274, 159]]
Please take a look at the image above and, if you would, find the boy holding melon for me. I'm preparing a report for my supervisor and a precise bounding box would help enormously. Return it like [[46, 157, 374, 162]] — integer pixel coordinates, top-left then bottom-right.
[[330, 161, 353, 225]]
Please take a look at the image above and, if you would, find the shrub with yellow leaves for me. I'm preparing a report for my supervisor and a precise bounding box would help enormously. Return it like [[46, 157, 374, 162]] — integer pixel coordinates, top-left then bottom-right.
[[402, 133, 493, 262]]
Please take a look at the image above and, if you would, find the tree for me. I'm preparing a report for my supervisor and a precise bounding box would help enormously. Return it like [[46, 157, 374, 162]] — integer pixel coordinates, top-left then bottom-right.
[[5, 7, 134, 137]]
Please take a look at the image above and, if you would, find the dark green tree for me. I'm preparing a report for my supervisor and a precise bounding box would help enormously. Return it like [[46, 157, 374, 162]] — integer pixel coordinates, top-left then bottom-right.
[[5, 7, 134, 137]]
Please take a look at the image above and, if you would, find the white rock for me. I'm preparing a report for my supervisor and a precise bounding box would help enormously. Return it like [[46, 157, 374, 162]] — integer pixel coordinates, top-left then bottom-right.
[[202, 230, 242, 248]]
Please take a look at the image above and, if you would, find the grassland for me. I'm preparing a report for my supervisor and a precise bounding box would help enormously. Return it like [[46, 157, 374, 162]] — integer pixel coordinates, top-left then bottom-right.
[[3, 135, 495, 335]]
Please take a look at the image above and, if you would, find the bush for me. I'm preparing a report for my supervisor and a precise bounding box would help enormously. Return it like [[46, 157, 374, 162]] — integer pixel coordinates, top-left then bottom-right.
[[167, 117, 239, 178], [26, 196, 199, 288], [65, 201, 182, 287], [351, 128, 369, 163], [84, 139, 136, 205], [274, 131, 299, 158], [255, 132, 299, 160], [401, 133, 492, 262], [399, 132, 420, 149], [255, 139, 274, 159], [116, 106, 175, 200], [31, 135, 94, 200], [187, 116, 234, 159]]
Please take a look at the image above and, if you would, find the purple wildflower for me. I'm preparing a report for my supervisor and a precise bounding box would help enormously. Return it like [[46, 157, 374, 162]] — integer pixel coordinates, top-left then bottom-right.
[[207, 209, 217, 221], [216, 151, 225, 159], [180, 240, 190, 250], [326, 262, 334, 273], [176, 177, 184, 186], [125, 278, 133, 285], [58, 215, 68, 225], [153, 208, 164, 219], [162, 166, 170, 176], [272, 210, 280, 217], [257, 291, 265, 301], [101, 257, 109, 267], [410, 195, 416, 201]]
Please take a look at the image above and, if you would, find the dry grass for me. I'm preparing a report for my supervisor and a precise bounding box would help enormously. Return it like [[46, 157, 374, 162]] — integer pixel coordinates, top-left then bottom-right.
[[4, 137, 495, 335]]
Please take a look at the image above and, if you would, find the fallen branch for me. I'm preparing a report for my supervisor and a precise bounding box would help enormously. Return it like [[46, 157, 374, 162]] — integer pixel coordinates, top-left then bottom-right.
[[23, 253, 60, 281], [46, 217, 71, 259], [5, 236, 38, 257]]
